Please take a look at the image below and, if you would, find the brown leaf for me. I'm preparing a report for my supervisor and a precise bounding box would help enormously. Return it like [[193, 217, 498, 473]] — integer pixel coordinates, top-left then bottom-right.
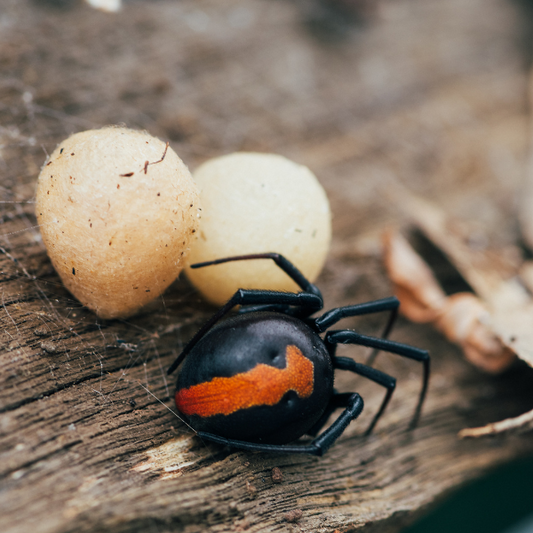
[[383, 191, 533, 436], [383, 231, 515, 373]]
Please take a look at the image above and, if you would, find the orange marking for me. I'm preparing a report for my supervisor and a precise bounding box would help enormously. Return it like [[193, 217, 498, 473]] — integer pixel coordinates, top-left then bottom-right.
[[175, 345, 314, 417]]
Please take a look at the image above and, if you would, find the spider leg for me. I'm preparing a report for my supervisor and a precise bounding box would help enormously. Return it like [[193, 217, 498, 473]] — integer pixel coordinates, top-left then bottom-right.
[[332, 357, 396, 435], [237, 303, 291, 315], [306, 391, 353, 436], [238, 303, 316, 320], [307, 357, 396, 436], [314, 297, 399, 364], [196, 392, 364, 456], [191, 252, 323, 300], [167, 288, 322, 375], [325, 330, 430, 429]]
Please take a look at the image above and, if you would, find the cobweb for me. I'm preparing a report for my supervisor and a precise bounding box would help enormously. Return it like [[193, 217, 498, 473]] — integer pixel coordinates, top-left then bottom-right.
[[0, 82, 386, 461], [0, 81, 209, 444], [0, 0, 423, 469]]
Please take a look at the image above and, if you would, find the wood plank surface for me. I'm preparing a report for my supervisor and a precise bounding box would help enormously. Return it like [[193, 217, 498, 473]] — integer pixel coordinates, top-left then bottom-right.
[[1, 1, 532, 532]]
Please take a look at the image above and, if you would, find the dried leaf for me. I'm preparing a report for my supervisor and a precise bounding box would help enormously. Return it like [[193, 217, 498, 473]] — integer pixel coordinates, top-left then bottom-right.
[[383, 191, 533, 436], [382, 230, 446, 323], [383, 231, 515, 373]]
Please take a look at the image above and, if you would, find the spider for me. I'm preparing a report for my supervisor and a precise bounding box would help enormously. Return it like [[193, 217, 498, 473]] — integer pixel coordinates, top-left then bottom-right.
[[167, 253, 429, 455]]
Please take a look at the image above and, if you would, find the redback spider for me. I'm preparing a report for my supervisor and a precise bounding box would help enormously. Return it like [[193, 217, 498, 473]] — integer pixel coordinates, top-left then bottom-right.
[[167, 253, 430, 455]]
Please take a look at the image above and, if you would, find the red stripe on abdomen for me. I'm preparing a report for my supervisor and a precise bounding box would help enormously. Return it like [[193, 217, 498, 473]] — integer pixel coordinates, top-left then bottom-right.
[[176, 345, 314, 417]]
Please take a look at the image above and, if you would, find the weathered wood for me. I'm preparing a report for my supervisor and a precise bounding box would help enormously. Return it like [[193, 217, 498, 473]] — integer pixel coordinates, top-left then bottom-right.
[[1, 1, 532, 532]]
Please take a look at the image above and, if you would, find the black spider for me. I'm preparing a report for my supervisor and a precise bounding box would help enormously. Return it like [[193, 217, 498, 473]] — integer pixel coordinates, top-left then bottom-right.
[[167, 253, 429, 455]]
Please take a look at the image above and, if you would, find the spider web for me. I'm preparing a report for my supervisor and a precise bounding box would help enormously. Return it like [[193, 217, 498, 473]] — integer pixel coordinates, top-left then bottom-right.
[[0, 79, 208, 444], [0, 1, 450, 481], [0, 80, 389, 464]]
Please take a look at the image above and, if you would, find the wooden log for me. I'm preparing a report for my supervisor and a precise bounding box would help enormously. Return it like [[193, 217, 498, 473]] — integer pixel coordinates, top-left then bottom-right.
[[1, 1, 532, 532]]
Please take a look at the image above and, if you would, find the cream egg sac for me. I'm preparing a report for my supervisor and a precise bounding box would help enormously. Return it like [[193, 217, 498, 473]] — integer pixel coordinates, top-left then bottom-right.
[[186, 152, 331, 305], [36, 127, 200, 319]]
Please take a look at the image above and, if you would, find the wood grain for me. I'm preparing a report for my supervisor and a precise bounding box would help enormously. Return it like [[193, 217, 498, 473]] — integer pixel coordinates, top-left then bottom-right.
[[1, 1, 532, 532]]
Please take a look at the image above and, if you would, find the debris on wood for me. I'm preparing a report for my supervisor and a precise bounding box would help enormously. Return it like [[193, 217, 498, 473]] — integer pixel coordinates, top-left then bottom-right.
[[283, 509, 303, 523], [40, 340, 59, 354], [33, 326, 49, 337], [459, 409, 533, 438], [271, 467, 283, 484], [246, 479, 258, 499], [382, 192, 533, 437]]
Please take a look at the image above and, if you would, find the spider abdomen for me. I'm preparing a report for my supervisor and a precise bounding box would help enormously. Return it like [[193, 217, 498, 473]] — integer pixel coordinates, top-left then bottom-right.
[[175, 312, 334, 444]]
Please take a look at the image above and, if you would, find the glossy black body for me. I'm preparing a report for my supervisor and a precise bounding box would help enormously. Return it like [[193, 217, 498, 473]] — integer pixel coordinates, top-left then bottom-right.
[[177, 312, 334, 444], [168, 253, 430, 455]]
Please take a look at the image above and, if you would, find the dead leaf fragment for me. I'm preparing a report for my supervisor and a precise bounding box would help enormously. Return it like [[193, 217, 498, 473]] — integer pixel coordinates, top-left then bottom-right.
[[382, 191, 533, 437], [436, 293, 514, 374], [383, 231, 515, 373], [383, 230, 445, 324]]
